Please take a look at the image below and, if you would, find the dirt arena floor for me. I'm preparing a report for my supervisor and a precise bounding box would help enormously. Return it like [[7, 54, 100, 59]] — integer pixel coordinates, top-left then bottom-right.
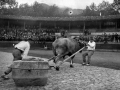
[[0, 48, 120, 90]]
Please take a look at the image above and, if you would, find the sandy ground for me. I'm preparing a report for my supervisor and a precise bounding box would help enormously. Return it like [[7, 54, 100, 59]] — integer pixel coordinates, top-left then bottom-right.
[[0, 48, 120, 90], [29, 49, 120, 70], [1, 47, 120, 70]]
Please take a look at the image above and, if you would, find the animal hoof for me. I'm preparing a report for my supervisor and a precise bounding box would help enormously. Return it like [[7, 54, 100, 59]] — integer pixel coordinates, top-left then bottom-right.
[[1, 75, 9, 80], [79, 51, 82, 53], [55, 66, 59, 71], [70, 64, 74, 68], [82, 63, 86, 66]]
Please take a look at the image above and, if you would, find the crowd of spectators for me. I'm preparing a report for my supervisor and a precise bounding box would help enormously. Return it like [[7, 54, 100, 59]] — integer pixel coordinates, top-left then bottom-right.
[[0, 27, 120, 44], [0, 27, 56, 42], [93, 32, 120, 43], [78, 32, 120, 43]]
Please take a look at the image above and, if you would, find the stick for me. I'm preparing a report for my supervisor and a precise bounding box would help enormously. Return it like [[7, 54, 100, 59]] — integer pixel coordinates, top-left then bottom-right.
[[47, 56, 56, 61], [48, 52, 68, 62], [61, 46, 85, 64]]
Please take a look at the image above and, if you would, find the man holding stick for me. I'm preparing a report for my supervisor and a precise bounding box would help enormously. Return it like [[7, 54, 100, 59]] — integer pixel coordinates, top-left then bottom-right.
[[82, 36, 96, 66]]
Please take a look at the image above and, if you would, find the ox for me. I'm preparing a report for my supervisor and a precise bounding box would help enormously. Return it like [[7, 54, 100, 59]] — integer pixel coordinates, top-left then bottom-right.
[[52, 37, 85, 71]]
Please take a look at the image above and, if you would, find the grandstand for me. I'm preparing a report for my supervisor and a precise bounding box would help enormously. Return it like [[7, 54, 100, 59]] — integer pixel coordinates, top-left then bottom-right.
[[0, 15, 120, 41], [0, 15, 120, 50], [0, 15, 120, 35]]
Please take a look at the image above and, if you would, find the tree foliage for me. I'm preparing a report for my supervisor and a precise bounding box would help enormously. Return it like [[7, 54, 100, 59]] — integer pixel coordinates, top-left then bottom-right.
[[82, 0, 119, 16], [0, 0, 18, 8], [0, 0, 119, 17], [111, 0, 120, 13]]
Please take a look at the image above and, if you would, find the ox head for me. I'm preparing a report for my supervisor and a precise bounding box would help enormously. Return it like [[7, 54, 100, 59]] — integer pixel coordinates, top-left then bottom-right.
[[73, 37, 85, 49]]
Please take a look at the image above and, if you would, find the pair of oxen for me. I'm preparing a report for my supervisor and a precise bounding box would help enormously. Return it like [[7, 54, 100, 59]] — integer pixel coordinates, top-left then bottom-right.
[[52, 37, 86, 71]]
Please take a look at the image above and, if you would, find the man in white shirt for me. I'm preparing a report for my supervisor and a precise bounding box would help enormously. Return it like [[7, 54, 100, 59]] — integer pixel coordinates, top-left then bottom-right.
[[82, 36, 96, 66], [1, 38, 30, 80], [14, 40, 30, 59]]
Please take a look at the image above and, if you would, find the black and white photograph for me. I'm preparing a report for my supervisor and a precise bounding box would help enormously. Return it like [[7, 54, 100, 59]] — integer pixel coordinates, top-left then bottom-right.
[[0, 0, 120, 90]]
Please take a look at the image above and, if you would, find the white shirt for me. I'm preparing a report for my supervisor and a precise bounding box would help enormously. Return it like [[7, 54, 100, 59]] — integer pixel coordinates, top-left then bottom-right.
[[87, 41, 96, 51], [14, 41, 30, 58]]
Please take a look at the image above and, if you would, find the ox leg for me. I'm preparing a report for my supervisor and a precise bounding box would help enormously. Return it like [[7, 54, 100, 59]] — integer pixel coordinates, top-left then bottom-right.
[[52, 48, 57, 63], [67, 52, 74, 68], [55, 54, 67, 71], [70, 55, 75, 68], [55, 55, 63, 71]]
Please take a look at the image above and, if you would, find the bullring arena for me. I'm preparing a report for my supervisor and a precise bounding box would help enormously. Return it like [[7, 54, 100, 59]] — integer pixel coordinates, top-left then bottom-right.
[[0, 46, 120, 90], [0, 14, 120, 90]]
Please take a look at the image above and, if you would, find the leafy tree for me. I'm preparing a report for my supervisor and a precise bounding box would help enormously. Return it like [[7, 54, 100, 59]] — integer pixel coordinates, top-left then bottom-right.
[[0, 0, 117, 17], [47, 4, 59, 17], [111, 0, 120, 13], [82, 6, 93, 16], [89, 3, 98, 16], [0, 0, 18, 8], [114, 0, 120, 4], [0, 0, 18, 15], [32, 1, 44, 16], [19, 3, 32, 16], [97, 1, 110, 16], [89, 3, 97, 11]]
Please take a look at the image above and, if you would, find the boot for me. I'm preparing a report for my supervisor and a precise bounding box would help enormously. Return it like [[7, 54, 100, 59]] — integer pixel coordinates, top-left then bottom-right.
[[55, 66, 59, 71], [1, 74, 9, 80]]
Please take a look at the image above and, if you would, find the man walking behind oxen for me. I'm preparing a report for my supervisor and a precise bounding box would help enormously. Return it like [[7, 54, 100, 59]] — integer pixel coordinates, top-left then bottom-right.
[[1, 36, 30, 80], [82, 36, 96, 66]]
